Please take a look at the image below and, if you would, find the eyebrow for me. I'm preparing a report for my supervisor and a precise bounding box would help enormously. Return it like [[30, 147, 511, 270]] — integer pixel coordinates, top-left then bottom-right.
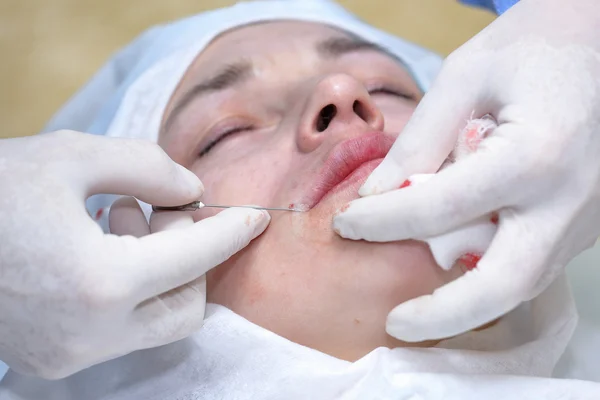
[[316, 36, 406, 66], [163, 61, 252, 132], [163, 36, 405, 133]]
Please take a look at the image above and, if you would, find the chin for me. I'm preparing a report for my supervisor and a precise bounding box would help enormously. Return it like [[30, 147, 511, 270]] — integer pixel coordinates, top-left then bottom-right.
[[207, 194, 462, 362]]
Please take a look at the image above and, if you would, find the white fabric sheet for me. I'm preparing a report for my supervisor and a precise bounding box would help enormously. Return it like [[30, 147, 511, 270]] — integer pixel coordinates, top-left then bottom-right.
[[1, 277, 598, 399]]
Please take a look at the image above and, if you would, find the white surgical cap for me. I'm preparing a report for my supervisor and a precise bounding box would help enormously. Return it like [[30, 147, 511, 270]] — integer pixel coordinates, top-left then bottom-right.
[[42, 0, 443, 228]]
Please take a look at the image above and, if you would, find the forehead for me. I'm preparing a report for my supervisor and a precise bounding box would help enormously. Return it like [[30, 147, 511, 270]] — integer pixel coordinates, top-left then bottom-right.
[[164, 21, 357, 120], [200, 21, 350, 62]]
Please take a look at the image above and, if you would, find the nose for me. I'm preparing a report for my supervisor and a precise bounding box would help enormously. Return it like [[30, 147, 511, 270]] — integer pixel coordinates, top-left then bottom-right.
[[297, 74, 384, 152]]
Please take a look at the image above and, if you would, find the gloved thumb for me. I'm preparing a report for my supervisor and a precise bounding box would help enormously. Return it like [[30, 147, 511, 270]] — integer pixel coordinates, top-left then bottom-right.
[[359, 69, 479, 196], [64, 133, 203, 206]]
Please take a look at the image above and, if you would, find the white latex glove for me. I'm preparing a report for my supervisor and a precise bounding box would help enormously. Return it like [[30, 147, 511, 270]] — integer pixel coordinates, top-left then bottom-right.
[[107, 196, 221, 334], [0, 131, 270, 379], [333, 0, 600, 341]]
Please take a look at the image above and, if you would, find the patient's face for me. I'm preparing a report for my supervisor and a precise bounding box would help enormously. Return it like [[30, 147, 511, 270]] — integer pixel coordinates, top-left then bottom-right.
[[159, 22, 462, 360]]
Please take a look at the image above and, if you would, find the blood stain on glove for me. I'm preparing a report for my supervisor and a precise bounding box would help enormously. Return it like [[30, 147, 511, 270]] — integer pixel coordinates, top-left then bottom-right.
[[457, 253, 482, 271], [94, 208, 105, 221], [490, 213, 499, 225], [399, 179, 411, 189]]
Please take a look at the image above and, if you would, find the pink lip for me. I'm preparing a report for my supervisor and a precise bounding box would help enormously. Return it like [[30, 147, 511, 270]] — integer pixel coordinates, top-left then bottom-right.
[[302, 132, 395, 208]]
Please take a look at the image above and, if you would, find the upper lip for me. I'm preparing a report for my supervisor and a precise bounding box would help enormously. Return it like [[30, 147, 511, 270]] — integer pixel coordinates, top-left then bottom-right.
[[303, 131, 395, 208]]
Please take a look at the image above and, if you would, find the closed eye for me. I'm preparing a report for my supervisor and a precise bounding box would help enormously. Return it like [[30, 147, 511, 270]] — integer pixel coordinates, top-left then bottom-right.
[[368, 85, 415, 101], [199, 125, 253, 157]]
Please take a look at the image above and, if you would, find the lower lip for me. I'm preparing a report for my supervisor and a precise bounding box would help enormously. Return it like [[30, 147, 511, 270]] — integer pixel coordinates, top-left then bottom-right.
[[317, 158, 383, 205]]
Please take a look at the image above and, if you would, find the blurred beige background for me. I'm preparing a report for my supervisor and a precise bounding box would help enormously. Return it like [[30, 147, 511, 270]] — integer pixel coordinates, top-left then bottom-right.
[[0, 0, 494, 139]]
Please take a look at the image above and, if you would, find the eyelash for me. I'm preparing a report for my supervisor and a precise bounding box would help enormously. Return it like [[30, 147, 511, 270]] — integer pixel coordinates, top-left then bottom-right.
[[199, 125, 253, 157]]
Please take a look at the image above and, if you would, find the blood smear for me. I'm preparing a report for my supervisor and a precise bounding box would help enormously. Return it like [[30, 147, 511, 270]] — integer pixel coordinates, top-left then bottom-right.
[[490, 214, 499, 225], [291, 203, 309, 212], [94, 208, 105, 221], [458, 253, 482, 271], [399, 179, 411, 189]]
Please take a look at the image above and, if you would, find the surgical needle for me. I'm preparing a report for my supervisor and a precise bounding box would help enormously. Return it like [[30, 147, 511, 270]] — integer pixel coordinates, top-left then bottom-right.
[[152, 201, 304, 213]]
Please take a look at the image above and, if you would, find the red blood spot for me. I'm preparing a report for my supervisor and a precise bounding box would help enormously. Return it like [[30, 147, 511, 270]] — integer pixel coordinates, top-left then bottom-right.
[[464, 126, 483, 151], [288, 203, 295, 209], [94, 208, 104, 220], [465, 126, 478, 140], [339, 203, 350, 213], [458, 253, 481, 271], [399, 179, 411, 189], [490, 213, 499, 225]]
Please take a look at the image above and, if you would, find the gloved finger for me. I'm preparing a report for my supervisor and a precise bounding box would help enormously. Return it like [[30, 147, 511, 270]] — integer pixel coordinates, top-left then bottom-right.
[[127, 209, 207, 348], [359, 69, 479, 196], [108, 196, 150, 237], [63, 133, 203, 206], [386, 211, 543, 341], [121, 207, 270, 302], [132, 279, 207, 349], [149, 210, 195, 233], [333, 136, 516, 242]]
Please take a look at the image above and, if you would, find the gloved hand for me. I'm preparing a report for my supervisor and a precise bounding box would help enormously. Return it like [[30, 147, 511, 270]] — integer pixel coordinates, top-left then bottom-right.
[[333, 0, 600, 341], [0, 131, 270, 379]]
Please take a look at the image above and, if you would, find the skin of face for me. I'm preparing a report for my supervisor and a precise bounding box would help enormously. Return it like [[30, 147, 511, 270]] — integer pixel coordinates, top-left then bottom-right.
[[158, 21, 463, 361]]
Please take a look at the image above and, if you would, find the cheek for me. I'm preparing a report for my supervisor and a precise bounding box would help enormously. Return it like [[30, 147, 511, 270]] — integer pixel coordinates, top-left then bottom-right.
[[189, 153, 288, 219]]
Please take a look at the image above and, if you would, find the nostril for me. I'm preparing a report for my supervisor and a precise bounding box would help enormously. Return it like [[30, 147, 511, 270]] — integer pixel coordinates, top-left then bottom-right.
[[353, 100, 369, 123], [316, 104, 337, 132]]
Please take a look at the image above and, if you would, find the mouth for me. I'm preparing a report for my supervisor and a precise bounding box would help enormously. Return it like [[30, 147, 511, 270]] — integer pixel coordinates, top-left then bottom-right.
[[301, 132, 395, 209]]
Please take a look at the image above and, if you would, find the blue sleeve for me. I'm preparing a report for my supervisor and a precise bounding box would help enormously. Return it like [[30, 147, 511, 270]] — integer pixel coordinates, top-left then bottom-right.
[[0, 362, 7, 381], [460, 0, 520, 14]]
